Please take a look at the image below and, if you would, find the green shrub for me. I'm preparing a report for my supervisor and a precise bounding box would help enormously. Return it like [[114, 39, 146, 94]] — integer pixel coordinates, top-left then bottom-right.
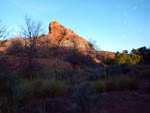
[[0, 73, 22, 113], [72, 82, 100, 113], [116, 53, 130, 64], [130, 53, 141, 64], [94, 80, 106, 93], [41, 80, 67, 98], [93, 75, 140, 92], [113, 76, 139, 90], [106, 75, 140, 91], [114, 76, 129, 90], [105, 78, 116, 91], [116, 52, 141, 65], [21, 78, 67, 101], [104, 56, 115, 65], [21, 78, 43, 100]]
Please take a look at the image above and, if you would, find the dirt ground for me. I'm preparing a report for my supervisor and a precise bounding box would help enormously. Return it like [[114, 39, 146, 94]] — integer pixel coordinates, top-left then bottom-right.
[[93, 80, 150, 113]]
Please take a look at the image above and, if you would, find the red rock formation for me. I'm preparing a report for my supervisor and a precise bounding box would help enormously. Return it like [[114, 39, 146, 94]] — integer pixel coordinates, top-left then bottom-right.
[[47, 21, 95, 53]]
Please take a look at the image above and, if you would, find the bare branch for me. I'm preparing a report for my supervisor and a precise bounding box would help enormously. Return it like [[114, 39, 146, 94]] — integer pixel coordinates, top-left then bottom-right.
[[88, 38, 100, 51], [20, 16, 44, 79], [0, 20, 7, 39]]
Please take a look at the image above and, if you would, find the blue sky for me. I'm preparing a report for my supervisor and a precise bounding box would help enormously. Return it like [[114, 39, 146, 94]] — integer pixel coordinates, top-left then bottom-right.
[[0, 0, 150, 52]]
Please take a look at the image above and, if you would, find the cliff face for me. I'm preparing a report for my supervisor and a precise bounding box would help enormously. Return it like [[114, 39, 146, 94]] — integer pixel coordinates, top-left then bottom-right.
[[47, 21, 95, 53]]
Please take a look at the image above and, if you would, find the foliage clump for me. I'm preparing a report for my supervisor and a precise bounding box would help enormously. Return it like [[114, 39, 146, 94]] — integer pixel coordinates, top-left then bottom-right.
[[0, 73, 23, 113], [116, 52, 141, 65], [93, 75, 139, 92], [22, 79, 67, 100], [72, 82, 100, 113], [104, 56, 115, 65]]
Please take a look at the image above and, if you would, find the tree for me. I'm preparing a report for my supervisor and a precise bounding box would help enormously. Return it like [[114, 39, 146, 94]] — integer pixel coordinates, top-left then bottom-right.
[[116, 52, 132, 64], [20, 16, 44, 79], [0, 20, 10, 73], [116, 52, 141, 65], [0, 20, 7, 39], [131, 47, 150, 64], [130, 53, 141, 64], [123, 50, 128, 54], [21, 16, 43, 48], [88, 38, 100, 51], [104, 56, 115, 65]]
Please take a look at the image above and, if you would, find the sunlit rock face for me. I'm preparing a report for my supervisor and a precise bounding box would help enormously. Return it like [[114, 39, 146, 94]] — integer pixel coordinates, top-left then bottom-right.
[[48, 21, 95, 52]]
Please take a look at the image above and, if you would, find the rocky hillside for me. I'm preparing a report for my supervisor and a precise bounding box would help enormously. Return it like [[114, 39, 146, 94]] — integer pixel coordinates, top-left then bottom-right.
[[0, 21, 116, 66], [38, 21, 95, 55]]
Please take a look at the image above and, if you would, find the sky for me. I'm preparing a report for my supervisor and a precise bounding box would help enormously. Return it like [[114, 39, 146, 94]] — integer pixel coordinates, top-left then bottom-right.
[[0, 0, 150, 52]]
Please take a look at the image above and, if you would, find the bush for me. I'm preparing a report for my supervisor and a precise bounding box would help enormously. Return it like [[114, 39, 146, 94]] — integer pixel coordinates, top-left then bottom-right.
[[22, 78, 67, 101], [104, 56, 115, 65], [21, 78, 43, 100], [94, 80, 106, 93], [116, 53, 130, 64], [131, 47, 150, 64], [74, 70, 92, 84], [105, 78, 116, 91], [92, 75, 140, 92], [41, 80, 67, 98], [130, 53, 141, 64], [72, 82, 100, 113], [105, 75, 139, 91], [116, 52, 141, 65], [0, 73, 22, 113]]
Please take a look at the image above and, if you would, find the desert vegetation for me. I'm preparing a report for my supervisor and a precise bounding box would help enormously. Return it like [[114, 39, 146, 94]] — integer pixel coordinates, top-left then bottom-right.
[[0, 17, 150, 113]]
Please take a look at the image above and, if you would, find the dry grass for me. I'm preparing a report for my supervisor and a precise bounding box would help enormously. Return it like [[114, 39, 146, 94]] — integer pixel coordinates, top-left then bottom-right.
[[21, 78, 67, 101], [93, 75, 139, 93]]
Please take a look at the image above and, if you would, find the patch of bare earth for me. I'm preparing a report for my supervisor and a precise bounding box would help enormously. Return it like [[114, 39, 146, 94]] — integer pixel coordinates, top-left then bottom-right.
[[92, 80, 150, 113]]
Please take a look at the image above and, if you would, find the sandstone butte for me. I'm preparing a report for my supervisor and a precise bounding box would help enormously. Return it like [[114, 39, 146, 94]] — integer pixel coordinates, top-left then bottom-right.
[[41, 21, 115, 58], [0, 21, 115, 71], [39, 21, 96, 54], [39, 21, 115, 61]]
